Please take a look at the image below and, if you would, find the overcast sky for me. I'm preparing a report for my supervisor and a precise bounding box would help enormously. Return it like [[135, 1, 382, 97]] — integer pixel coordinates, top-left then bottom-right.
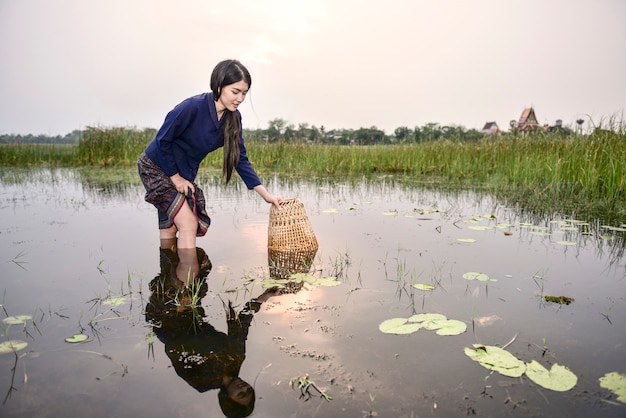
[[1, 0, 624, 136]]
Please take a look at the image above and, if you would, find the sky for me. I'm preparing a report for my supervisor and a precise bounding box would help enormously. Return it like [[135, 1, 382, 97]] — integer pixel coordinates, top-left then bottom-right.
[[1, 0, 625, 136]]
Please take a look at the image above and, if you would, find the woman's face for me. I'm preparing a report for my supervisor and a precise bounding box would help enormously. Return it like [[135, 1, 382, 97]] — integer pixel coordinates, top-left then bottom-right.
[[216, 80, 249, 113], [227, 377, 254, 406]]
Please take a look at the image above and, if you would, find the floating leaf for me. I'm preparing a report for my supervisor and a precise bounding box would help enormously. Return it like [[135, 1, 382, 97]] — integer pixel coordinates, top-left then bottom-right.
[[0, 340, 28, 354], [463, 272, 492, 282], [65, 334, 89, 343], [525, 361, 577, 392], [468, 225, 492, 231], [322, 208, 338, 213], [380, 313, 466, 336], [413, 283, 435, 291], [382, 211, 398, 216], [599, 372, 626, 403], [289, 273, 340, 287], [435, 319, 467, 336], [260, 278, 289, 289], [464, 344, 526, 377], [556, 241, 576, 246], [379, 318, 422, 335], [408, 313, 447, 328], [102, 296, 127, 307], [2, 315, 32, 325], [457, 238, 476, 243]]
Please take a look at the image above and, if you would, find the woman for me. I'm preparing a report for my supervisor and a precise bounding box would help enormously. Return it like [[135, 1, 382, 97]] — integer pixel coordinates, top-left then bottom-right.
[[138, 59, 282, 250]]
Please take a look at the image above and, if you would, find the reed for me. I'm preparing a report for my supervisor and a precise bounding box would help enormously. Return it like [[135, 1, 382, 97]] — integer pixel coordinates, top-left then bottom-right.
[[0, 126, 623, 218]]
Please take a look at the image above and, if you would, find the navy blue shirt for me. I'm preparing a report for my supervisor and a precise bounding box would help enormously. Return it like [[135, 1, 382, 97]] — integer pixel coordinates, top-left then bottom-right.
[[144, 92, 261, 189]]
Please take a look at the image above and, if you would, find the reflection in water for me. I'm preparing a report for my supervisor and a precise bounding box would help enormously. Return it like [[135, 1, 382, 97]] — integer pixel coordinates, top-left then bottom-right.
[[145, 247, 278, 418]]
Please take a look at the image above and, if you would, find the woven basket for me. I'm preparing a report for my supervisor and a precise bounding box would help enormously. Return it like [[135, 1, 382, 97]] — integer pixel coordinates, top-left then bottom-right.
[[268, 198, 318, 280]]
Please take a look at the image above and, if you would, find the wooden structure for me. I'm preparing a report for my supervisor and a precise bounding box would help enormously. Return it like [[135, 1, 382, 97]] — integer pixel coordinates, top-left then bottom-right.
[[517, 107, 539, 131], [481, 121, 500, 135]]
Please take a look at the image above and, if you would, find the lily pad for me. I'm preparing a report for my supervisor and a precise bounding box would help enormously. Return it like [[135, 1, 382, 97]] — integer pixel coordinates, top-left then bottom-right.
[[289, 273, 340, 287], [408, 313, 447, 329], [260, 278, 290, 289], [322, 208, 339, 213], [2, 315, 32, 325], [463, 272, 492, 282], [464, 344, 526, 377], [457, 238, 476, 243], [435, 319, 467, 336], [102, 296, 127, 307], [413, 283, 435, 291], [525, 360, 577, 391], [65, 334, 89, 343], [0, 340, 28, 354], [468, 225, 492, 231], [556, 241, 576, 246], [599, 372, 626, 403], [379, 318, 422, 335]]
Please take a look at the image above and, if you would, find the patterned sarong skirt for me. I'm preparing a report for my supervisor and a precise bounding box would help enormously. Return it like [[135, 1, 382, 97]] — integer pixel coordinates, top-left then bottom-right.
[[137, 152, 211, 237]]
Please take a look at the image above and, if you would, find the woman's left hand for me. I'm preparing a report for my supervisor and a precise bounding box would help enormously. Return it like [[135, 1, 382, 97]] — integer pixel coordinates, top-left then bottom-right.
[[253, 185, 283, 209]]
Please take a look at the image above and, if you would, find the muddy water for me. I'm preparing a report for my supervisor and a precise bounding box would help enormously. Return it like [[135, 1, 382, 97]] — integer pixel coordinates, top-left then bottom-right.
[[0, 168, 624, 417]]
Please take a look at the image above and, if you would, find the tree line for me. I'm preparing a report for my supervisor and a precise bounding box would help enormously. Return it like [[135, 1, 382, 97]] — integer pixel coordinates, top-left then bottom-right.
[[0, 130, 82, 144], [1, 118, 577, 145]]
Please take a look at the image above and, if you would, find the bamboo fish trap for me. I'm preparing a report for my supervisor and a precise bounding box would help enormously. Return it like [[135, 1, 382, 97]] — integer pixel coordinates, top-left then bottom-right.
[[268, 198, 318, 282]]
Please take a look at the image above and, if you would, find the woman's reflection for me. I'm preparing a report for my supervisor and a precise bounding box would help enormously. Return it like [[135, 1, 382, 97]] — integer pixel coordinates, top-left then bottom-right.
[[145, 245, 278, 418]]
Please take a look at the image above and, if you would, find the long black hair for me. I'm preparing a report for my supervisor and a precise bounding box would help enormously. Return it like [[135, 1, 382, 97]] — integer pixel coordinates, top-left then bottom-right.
[[210, 59, 252, 184]]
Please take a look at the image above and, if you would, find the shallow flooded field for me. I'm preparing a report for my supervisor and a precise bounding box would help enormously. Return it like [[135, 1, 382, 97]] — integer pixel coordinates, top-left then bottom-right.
[[1, 168, 625, 418]]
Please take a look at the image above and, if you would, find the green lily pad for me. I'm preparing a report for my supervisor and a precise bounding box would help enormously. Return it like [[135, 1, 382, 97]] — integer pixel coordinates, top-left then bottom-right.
[[556, 241, 576, 246], [65, 334, 89, 343], [463, 272, 492, 282], [413, 283, 435, 291], [435, 319, 467, 336], [457, 238, 476, 243], [2, 315, 33, 325], [0, 340, 28, 354], [289, 273, 340, 287], [379, 318, 422, 335], [599, 372, 626, 403], [464, 344, 526, 377], [408, 313, 447, 329], [525, 360, 577, 391], [102, 296, 127, 307], [468, 225, 492, 231]]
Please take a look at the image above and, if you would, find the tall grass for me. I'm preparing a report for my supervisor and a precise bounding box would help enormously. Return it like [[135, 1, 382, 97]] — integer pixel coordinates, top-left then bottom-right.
[[77, 126, 154, 165], [0, 126, 624, 218]]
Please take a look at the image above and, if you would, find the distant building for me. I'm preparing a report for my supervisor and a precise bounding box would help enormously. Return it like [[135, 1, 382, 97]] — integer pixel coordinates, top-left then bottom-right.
[[481, 121, 500, 135], [517, 107, 539, 131]]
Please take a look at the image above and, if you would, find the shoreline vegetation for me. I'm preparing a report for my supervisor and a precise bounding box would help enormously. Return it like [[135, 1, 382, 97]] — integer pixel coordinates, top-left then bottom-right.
[[0, 125, 624, 220]]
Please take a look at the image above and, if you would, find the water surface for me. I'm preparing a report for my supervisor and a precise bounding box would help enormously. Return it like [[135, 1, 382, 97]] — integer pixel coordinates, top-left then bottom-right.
[[1, 168, 625, 417]]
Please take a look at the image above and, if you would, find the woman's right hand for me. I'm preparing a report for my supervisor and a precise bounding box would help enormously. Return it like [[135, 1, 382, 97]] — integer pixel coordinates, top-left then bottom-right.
[[170, 173, 195, 195]]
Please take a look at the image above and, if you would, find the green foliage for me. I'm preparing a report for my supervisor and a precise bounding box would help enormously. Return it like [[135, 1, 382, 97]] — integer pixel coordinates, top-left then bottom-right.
[[599, 372, 626, 403], [379, 313, 467, 336], [0, 340, 28, 354], [525, 361, 578, 392], [1, 125, 624, 219], [77, 126, 155, 165]]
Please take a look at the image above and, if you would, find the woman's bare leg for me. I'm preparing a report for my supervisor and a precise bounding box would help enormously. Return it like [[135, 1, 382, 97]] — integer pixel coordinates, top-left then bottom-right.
[[176, 247, 200, 286], [171, 202, 198, 249]]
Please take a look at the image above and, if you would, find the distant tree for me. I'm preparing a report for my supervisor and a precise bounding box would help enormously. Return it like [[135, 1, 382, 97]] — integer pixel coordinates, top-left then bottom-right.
[[394, 126, 411, 142]]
